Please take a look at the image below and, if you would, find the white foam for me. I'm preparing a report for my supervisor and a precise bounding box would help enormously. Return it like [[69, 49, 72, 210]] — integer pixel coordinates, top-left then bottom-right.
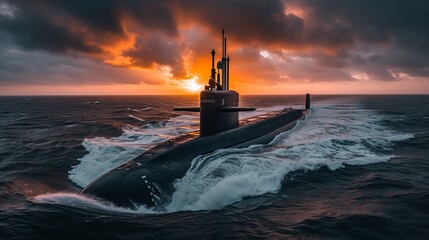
[[165, 102, 413, 211], [68, 114, 199, 187], [129, 114, 144, 122], [67, 100, 412, 213], [29, 193, 156, 214]]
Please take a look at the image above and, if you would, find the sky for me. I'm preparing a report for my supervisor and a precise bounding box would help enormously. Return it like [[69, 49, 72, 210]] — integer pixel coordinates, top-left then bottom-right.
[[0, 0, 428, 95]]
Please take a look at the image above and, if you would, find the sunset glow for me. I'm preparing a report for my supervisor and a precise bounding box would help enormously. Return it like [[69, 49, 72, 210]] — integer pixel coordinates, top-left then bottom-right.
[[182, 78, 203, 92], [0, 1, 428, 95]]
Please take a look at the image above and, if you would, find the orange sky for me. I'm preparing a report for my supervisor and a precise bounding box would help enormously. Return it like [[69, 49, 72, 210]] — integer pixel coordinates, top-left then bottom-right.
[[0, 1, 428, 95], [1, 78, 428, 96]]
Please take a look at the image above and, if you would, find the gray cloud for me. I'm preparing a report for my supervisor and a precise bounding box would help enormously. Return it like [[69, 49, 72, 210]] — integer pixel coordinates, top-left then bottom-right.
[[123, 33, 187, 78], [0, 44, 163, 86], [287, 0, 429, 80], [0, 0, 428, 86]]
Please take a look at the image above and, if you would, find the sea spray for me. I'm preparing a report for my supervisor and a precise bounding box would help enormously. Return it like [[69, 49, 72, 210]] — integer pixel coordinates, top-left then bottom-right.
[[68, 114, 200, 187], [67, 101, 412, 213], [68, 106, 290, 188], [166, 104, 412, 211]]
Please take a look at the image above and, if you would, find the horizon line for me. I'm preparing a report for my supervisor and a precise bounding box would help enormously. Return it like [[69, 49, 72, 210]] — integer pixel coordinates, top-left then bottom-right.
[[0, 93, 428, 97]]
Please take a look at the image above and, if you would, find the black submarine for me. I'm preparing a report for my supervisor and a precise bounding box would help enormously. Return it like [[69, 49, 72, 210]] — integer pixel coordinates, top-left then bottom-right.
[[80, 30, 311, 210]]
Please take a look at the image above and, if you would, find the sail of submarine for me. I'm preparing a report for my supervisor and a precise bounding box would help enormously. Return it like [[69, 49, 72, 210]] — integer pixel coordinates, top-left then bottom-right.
[[80, 30, 312, 209]]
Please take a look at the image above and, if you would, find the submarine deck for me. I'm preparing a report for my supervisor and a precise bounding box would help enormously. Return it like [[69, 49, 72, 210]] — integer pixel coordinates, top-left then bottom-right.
[[80, 108, 307, 207], [116, 108, 305, 171]]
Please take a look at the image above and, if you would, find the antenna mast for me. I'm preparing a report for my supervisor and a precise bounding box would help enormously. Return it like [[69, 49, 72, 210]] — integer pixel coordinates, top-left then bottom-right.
[[222, 29, 226, 90], [211, 49, 216, 80], [226, 55, 230, 90], [221, 29, 230, 90]]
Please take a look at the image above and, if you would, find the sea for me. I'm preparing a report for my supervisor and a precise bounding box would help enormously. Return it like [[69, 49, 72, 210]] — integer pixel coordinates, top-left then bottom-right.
[[0, 95, 428, 239]]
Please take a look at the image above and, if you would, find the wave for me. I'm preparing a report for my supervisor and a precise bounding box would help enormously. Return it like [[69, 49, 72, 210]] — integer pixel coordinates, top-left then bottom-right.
[[29, 193, 155, 214], [68, 114, 199, 187], [165, 104, 412, 211], [128, 114, 144, 122], [64, 101, 412, 213]]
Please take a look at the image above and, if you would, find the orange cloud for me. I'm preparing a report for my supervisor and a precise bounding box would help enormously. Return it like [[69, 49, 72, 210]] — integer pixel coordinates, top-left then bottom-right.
[[1, 0, 428, 95]]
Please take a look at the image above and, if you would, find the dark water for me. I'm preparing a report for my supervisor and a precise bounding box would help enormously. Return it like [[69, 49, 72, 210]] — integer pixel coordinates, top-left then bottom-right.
[[0, 95, 428, 239]]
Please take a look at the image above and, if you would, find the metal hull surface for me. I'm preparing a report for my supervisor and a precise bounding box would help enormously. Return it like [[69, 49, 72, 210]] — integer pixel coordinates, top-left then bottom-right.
[[80, 109, 308, 209]]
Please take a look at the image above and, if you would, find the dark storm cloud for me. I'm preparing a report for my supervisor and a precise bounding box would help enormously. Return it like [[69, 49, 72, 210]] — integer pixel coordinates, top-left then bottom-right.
[[292, 0, 429, 44], [123, 33, 187, 77], [287, 0, 429, 80], [0, 45, 163, 85], [312, 50, 350, 69], [0, 0, 428, 85], [172, 0, 305, 46], [48, 0, 177, 36], [168, 0, 361, 50], [0, 0, 177, 54], [0, 0, 184, 81], [0, 10, 103, 53], [172, 0, 429, 81], [176, 0, 429, 81]]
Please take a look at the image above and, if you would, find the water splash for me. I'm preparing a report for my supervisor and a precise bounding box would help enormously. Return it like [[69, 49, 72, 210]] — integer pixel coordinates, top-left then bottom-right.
[[65, 101, 412, 213], [166, 104, 412, 211], [68, 114, 199, 187], [29, 193, 155, 214]]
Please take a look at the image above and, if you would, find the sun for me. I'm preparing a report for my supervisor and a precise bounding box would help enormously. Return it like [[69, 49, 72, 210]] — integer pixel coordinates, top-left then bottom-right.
[[183, 78, 203, 92]]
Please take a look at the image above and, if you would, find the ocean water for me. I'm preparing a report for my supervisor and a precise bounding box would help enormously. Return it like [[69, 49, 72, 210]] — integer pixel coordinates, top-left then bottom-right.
[[0, 95, 428, 239]]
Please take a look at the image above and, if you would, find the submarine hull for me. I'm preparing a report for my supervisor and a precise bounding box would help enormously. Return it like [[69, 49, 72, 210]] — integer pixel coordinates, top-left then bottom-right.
[[80, 109, 308, 209]]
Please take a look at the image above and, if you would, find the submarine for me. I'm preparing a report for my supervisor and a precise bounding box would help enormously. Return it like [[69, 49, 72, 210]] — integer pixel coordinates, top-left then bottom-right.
[[80, 30, 311, 210]]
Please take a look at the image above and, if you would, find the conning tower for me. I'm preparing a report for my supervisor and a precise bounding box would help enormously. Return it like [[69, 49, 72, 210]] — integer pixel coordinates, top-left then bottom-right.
[[174, 29, 255, 136]]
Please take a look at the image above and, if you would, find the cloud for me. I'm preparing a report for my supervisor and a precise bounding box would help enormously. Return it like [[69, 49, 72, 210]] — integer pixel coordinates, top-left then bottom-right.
[[0, 44, 164, 86], [123, 33, 187, 77], [47, 0, 178, 36], [171, 0, 305, 47], [0, 2, 104, 53], [0, 0, 178, 54], [287, 0, 429, 80], [0, 0, 428, 90]]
